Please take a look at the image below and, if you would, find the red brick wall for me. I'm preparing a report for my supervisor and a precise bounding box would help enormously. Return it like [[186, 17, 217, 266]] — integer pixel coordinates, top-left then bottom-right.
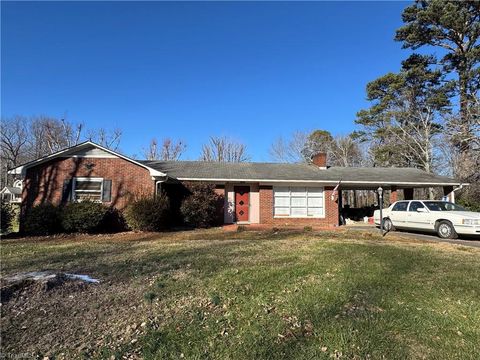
[[390, 187, 398, 203], [259, 185, 339, 227], [22, 157, 155, 211]]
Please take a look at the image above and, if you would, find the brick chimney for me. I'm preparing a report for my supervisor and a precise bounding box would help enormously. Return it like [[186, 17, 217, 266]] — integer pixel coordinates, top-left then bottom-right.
[[311, 152, 327, 169]]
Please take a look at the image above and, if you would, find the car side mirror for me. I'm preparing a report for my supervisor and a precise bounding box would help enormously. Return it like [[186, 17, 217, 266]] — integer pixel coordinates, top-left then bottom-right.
[[417, 208, 427, 213]]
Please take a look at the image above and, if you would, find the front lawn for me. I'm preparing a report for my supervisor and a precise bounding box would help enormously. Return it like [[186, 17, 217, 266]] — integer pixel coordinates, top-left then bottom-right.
[[1, 229, 479, 359]]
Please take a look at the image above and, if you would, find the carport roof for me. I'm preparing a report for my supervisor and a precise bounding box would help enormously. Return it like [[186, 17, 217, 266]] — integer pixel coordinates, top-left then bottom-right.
[[140, 160, 462, 188]]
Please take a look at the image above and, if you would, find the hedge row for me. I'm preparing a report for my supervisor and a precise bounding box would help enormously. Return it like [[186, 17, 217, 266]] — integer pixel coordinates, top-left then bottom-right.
[[23, 202, 113, 235], [21, 184, 221, 235], [1, 201, 15, 233]]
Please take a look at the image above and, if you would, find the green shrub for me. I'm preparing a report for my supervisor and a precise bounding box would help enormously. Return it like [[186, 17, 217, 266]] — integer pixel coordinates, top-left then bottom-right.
[[1, 201, 14, 233], [124, 194, 171, 231], [457, 198, 480, 212], [102, 207, 127, 233], [180, 183, 221, 228], [23, 203, 61, 235], [61, 201, 109, 233]]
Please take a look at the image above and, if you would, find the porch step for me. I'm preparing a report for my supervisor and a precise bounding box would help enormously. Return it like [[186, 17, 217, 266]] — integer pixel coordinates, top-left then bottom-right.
[[222, 224, 339, 232]]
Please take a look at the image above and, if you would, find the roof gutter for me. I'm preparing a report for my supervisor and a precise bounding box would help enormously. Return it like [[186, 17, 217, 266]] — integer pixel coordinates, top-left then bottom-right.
[[175, 177, 463, 187]]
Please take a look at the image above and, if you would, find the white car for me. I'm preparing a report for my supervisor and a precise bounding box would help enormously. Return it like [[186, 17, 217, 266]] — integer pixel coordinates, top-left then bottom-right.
[[374, 200, 480, 239]]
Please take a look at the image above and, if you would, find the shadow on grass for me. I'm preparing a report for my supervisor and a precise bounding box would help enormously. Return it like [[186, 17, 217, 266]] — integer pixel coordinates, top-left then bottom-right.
[[138, 241, 480, 359], [271, 242, 480, 359], [2, 235, 287, 283]]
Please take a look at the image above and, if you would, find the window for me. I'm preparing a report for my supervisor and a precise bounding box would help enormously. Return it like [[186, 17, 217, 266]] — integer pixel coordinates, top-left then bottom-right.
[[423, 201, 466, 212], [392, 202, 408, 211], [73, 178, 103, 202], [408, 201, 425, 212], [274, 187, 324, 218]]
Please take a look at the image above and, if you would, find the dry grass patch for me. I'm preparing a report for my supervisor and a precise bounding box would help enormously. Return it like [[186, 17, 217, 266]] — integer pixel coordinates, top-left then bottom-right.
[[1, 229, 479, 359]]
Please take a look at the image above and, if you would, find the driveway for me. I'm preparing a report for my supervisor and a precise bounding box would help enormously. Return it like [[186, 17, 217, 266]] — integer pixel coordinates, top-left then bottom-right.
[[387, 230, 480, 248], [346, 225, 480, 248]]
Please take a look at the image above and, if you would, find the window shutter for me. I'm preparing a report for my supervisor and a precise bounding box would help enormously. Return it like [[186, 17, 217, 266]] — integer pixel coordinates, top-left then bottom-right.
[[102, 179, 112, 202], [62, 179, 73, 203]]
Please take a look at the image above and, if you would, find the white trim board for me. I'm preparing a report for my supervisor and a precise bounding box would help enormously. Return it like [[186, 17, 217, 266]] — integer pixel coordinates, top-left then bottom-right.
[[8, 141, 166, 177]]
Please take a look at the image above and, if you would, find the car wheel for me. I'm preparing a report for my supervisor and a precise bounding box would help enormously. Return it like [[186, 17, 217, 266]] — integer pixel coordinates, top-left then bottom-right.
[[383, 218, 394, 232], [436, 221, 458, 239]]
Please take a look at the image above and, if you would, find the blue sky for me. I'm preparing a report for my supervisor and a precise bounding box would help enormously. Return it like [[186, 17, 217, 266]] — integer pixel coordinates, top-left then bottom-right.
[[2, 1, 412, 161]]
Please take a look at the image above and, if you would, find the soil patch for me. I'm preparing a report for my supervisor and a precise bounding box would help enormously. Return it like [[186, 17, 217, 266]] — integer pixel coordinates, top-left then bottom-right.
[[1, 271, 98, 303]]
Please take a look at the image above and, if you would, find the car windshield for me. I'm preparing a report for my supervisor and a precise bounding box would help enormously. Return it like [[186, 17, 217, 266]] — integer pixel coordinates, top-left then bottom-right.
[[423, 201, 466, 212]]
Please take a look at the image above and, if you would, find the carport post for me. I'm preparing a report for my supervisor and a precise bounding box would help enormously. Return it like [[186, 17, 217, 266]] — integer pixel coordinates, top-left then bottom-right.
[[443, 186, 454, 202], [338, 189, 343, 225]]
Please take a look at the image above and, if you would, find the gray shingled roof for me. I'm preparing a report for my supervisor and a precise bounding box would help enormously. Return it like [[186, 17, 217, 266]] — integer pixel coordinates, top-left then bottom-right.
[[139, 160, 461, 186]]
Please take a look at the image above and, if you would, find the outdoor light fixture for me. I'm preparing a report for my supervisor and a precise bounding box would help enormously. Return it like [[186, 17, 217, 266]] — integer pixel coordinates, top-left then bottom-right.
[[377, 186, 383, 197], [377, 187, 385, 236]]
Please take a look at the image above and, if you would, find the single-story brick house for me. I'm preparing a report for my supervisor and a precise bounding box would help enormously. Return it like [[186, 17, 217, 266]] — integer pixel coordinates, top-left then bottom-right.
[[9, 141, 462, 228]]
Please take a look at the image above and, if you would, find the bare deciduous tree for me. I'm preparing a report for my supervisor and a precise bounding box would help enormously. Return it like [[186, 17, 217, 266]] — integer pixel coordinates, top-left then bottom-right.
[[87, 128, 122, 151], [270, 130, 364, 167], [269, 131, 309, 163], [0, 115, 123, 187], [330, 135, 364, 167], [0, 116, 30, 187], [29, 116, 83, 158], [200, 136, 249, 162], [1, 116, 29, 167], [143, 138, 186, 160], [383, 104, 441, 175], [441, 98, 480, 205]]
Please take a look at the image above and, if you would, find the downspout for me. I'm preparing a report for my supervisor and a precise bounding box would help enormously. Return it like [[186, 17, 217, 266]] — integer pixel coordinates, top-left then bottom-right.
[[154, 176, 169, 196]]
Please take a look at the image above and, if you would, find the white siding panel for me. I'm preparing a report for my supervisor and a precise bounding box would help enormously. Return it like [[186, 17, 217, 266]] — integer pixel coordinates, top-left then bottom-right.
[[61, 146, 117, 158]]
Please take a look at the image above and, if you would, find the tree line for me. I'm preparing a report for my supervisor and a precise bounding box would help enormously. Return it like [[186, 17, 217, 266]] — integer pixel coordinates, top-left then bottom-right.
[[270, 1, 480, 208], [0, 115, 122, 188], [1, 2, 478, 206], [356, 0, 479, 208], [0, 113, 252, 189]]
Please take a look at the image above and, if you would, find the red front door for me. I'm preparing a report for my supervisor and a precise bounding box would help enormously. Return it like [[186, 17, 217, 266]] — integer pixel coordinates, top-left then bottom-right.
[[234, 186, 250, 222]]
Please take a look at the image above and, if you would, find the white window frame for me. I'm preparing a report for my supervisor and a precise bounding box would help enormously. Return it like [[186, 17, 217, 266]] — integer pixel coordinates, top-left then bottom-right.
[[273, 186, 325, 219], [73, 177, 104, 202]]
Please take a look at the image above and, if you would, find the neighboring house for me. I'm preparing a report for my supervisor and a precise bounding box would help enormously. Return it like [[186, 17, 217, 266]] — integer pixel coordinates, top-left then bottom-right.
[[8, 141, 462, 228], [1, 179, 23, 204]]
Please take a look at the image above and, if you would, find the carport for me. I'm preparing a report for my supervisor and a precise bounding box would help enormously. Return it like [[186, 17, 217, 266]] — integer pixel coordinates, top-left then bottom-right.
[[325, 167, 464, 225]]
